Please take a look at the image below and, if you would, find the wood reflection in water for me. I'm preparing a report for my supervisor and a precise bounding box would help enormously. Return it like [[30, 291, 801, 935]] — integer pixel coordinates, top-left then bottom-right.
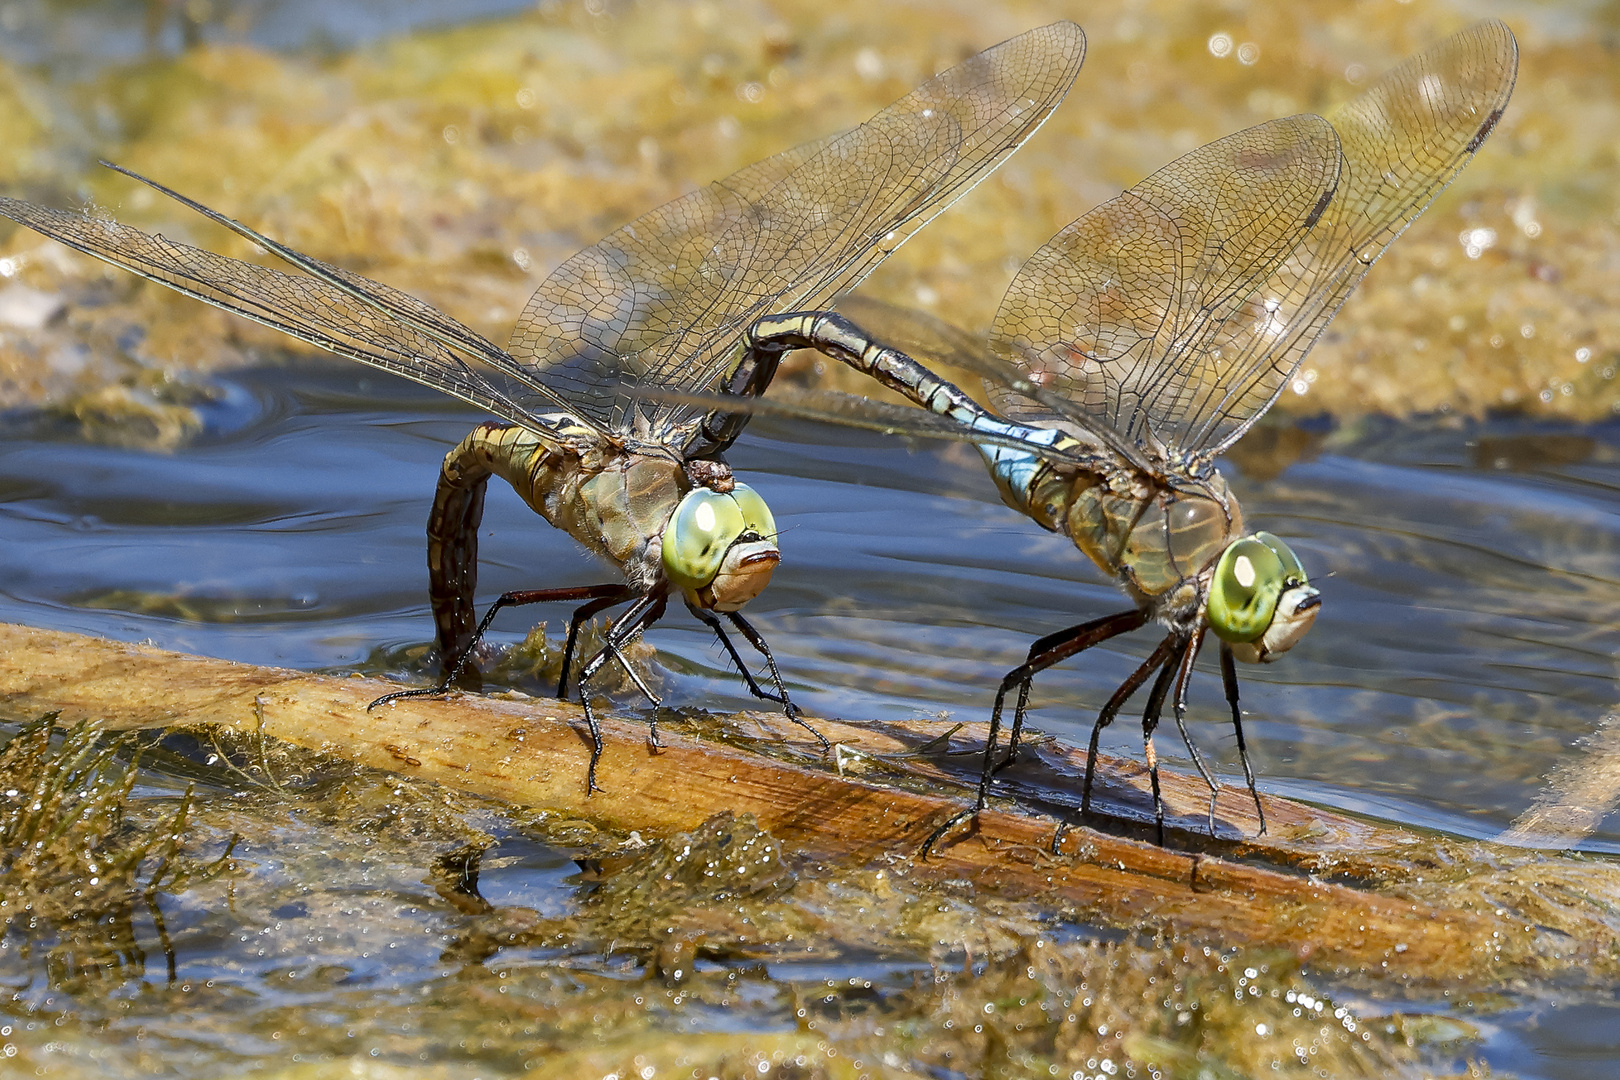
[[1499, 708, 1620, 849]]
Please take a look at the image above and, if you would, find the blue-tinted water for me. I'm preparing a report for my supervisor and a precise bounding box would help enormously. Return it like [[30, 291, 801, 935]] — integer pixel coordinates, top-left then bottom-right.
[[3, 359, 1618, 848]]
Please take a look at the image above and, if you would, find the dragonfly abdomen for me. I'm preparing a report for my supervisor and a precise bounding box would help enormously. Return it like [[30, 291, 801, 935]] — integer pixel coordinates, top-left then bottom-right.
[[426, 424, 535, 671], [426, 422, 683, 669]]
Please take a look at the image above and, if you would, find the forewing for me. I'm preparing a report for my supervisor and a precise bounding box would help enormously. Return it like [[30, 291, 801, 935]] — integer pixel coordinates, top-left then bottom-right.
[[1186, 18, 1518, 455], [988, 20, 1516, 460], [508, 20, 1086, 439], [988, 114, 1343, 451], [0, 197, 568, 437]]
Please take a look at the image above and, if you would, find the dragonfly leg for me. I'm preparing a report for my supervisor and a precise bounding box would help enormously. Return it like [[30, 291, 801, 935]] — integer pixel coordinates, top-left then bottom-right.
[[920, 807, 979, 861], [369, 584, 629, 710], [1170, 629, 1223, 837], [606, 596, 669, 746], [1079, 632, 1179, 816], [558, 585, 638, 698], [1220, 642, 1267, 835], [921, 674, 1011, 858], [928, 609, 1147, 859], [574, 590, 670, 791], [692, 608, 830, 752], [1141, 634, 1193, 846], [996, 609, 1149, 777]]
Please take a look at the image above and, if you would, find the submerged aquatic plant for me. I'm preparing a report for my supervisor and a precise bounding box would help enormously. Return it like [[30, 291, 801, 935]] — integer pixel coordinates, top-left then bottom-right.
[[0, 714, 235, 991], [415, 812, 1446, 1080]]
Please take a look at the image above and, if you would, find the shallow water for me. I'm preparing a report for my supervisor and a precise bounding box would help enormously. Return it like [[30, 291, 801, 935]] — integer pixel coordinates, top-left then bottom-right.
[[2, 359, 1619, 1075], [8, 359, 1616, 850]]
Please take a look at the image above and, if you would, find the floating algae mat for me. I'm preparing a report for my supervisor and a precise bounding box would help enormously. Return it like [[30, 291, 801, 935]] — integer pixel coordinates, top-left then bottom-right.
[[0, 712, 1583, 1080], [0, 1, 1619, 1077]]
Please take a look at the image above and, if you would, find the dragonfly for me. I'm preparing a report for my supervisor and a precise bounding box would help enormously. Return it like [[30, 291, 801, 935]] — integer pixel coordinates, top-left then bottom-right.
[[0, 21, 1087, 791], [692, 19, 1518, 845]]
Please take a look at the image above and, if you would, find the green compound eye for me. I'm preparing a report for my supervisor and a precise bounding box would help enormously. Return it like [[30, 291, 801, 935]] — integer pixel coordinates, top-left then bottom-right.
[[1208, 535, 1288, 644], [728, 483, 776, 542], [662, 488, 747, 591], [1256, 530, 1306, 584]]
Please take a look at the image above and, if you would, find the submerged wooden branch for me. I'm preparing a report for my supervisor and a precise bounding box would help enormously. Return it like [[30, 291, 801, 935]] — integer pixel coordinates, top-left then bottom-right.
[[0, 622, 1596, 982]]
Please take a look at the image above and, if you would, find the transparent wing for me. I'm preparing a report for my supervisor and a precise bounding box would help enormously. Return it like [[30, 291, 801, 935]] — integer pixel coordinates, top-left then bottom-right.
[[0, 195, 577, 439], [988, 113, 1343, 453], [1187, 18, 1518, 455], [990, 19, 1517, 460], [509, 20, 1087, 440]]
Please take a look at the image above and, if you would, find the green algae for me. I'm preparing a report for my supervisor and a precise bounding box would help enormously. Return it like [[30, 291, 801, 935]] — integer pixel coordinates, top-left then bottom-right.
[[0, 718, 1481, 1079], [0, 715, 235, 995]]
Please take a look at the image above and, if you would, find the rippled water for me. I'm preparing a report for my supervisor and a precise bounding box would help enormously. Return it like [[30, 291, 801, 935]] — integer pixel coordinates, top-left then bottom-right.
[[7, 359, 1618, 844], [2, 358, 1620, 1073]]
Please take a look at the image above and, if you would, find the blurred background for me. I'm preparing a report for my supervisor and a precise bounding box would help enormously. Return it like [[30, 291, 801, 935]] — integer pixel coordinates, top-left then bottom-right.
[[0, 0, 1614, 430]]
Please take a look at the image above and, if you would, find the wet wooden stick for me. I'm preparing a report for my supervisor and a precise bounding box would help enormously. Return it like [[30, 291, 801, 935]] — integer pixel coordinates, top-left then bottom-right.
[[0, 622, 1565, 980]]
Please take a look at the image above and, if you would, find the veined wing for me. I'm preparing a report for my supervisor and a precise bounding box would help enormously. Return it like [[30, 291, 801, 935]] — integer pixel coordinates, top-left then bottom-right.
[[509, 20, 1086, 443], [987, 113, 1343, 456], [1186, 18, 1518, 456], [0, 194, 584, 442], [990, 19, 1517, 462]]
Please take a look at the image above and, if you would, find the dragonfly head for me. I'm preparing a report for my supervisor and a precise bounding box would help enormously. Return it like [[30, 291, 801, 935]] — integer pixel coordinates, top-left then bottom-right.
[[661, 482, 779, 612], [1206, 531, 1321, 663]]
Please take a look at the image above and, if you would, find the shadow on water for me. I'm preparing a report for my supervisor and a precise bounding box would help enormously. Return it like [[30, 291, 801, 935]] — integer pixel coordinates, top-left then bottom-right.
[[3, 361, 1620, 1075]]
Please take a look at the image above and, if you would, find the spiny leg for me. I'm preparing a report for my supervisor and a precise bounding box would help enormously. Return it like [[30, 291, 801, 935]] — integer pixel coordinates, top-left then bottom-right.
[[574, 590, 669, 792], [1141, 634, 1194, 846], [1080, 632, 1179, 816], [1220, 641, 1267, 834], [608, 593, 670, 744], [558, 585, 638, 698], [998, 609, 1150, 774], [1170, 629, 1223, 836], [689, 607, 782, 704], [370, 583, 629, 710], [922, 608, 1147, 859], [694, 608, 829, 751]]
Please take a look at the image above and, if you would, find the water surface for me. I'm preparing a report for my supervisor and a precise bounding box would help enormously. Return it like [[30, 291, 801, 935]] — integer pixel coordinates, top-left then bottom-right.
[[3, 362, 1620, 1079]]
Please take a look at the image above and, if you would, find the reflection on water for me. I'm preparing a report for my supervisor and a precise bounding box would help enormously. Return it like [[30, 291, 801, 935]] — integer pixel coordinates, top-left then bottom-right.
[[1500, 709, 1620, 848], [2, 359, 1619, 1076]]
